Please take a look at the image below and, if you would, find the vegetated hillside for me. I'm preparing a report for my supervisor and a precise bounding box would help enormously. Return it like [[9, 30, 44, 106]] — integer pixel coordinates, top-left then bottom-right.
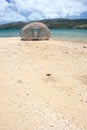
[[0, 19, 87, 29], [41, 19, 87, 28]]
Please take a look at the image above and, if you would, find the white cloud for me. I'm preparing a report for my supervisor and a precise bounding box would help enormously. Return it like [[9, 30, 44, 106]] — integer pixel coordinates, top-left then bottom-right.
[[0, 0, 87, 24]]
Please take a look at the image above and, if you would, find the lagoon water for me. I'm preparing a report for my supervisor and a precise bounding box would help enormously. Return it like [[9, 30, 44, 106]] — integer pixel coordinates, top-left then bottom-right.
[[0, 28, 87, 43]]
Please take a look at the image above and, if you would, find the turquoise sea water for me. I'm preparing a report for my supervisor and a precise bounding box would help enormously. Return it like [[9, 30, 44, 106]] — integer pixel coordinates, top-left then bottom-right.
[[0, 28, 87, 43], [51, 28, 87, 43]]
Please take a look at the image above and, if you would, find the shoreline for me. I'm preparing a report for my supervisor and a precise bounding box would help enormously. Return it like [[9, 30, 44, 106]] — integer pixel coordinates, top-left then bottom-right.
[[52, 37, 87, 44], [0, 37, 87, 130], [0, 36, 87, 44]]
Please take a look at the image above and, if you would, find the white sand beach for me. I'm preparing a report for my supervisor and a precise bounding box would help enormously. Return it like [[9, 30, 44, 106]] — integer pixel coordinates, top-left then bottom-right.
[[0, 37, 87, 130]]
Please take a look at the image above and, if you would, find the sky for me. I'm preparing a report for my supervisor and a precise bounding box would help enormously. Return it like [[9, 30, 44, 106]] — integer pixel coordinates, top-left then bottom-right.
[[0, 0, 87, 24]]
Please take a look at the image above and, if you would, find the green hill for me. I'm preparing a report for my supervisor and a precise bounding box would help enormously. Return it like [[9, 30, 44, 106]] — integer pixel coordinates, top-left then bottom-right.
[[0, 19, 87, 29]]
